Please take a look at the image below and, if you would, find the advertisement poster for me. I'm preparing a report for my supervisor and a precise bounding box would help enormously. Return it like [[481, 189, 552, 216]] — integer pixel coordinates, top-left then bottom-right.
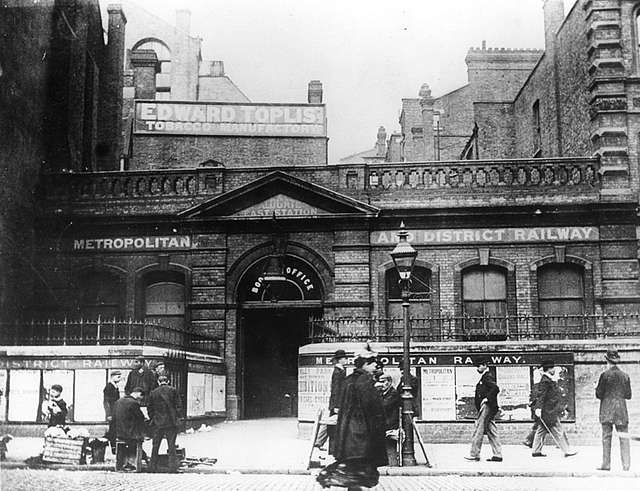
[[74, 370, 107, 422], [42, 370, 75, 423], [496, 366, 531, 420], [455, 366, 480, 420], [421, 367, 456, 421], [211, 375, 226, 412], [8, 370, 40, 422], [204, 373, 214, 412], [187, 372, 206, 417], [297, 366, 333, 421], [0, 370, 6, 421]]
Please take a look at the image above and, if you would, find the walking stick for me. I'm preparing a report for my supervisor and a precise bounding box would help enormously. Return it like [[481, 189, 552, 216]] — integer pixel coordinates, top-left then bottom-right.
[[397, 406, 402, 467], [538, 416, 563, 450]]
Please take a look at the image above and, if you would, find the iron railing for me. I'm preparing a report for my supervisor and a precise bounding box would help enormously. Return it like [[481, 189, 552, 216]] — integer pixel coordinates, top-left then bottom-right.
[[1, 318, 220, 356], [308, 314, 640, 343]]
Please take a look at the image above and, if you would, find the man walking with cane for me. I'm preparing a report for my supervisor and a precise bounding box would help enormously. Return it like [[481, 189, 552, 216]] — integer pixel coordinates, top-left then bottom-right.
[[532, 360, 577, 458], [596, 349, 632, 471]]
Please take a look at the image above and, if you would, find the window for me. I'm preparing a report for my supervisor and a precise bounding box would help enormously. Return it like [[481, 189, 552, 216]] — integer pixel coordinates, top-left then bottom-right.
[[462, 266, 508, 339], [538, 264, 584, 316], [78, 272, 124, 319], [386, 267, 431, 300], [386, 266, 432, 318], [462, 267, 507, 317], [532, 100, 541, 156], [143, 272, 185, 329]]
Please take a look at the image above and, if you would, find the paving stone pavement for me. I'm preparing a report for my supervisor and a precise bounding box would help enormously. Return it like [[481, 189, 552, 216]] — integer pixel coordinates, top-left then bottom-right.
[[1, 469, 639, 491]]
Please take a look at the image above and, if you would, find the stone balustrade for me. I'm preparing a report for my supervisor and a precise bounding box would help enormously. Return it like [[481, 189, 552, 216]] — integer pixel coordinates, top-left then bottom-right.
[[44, 168, 224, 200], [365, 157, 600, 192], [41, 157, 601, 206]]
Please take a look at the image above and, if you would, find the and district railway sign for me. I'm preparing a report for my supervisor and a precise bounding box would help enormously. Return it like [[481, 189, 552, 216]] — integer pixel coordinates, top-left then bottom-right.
[[371, 226, 599, 245]]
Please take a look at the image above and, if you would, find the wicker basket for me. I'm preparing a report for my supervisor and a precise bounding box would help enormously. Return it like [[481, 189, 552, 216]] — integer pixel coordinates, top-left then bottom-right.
[[42, 436, 86, 465]]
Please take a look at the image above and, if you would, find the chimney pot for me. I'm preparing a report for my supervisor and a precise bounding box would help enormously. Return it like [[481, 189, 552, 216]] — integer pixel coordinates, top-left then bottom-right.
[[211, 60, 224, 77], [308, 80, 323, 103]]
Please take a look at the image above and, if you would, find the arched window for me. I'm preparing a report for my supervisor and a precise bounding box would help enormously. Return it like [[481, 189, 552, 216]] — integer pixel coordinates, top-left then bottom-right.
[[132, 38, 171, 99], [462, 266, 507, 317], [78, 271, 125, 319], [538, 264, 584, 316], [143, 271, 185, 329], [386, 266, 432, 318]]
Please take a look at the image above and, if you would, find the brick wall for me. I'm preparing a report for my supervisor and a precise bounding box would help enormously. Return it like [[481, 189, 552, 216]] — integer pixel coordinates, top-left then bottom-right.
[[474, 102, 516, 159], [130, 135, 328, 168]]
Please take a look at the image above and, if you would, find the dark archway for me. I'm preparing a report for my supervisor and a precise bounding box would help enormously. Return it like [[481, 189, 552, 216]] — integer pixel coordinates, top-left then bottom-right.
[[236, 255, 323, 419]]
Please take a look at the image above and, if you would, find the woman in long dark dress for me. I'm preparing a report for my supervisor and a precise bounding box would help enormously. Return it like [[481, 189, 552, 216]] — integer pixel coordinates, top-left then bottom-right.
[[317, 346, 387, 490]]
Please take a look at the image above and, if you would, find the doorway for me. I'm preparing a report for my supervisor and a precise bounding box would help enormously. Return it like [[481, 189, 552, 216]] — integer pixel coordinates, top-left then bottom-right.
[[242, 307, 320, 419]]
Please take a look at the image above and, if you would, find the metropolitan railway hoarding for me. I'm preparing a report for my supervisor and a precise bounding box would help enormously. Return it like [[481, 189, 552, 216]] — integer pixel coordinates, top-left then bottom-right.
[[134, 101, 327, 137]]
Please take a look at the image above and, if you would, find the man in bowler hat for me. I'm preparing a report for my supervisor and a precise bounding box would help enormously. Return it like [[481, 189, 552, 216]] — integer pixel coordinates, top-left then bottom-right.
[[596, 349, 632, 471], [532, 360, 577, 458]]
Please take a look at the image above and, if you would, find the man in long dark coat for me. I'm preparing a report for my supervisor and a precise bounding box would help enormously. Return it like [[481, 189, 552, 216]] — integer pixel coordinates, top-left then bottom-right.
[[113, 388, 146, 442], [148, 375, 182, 472], [318, 347, 386, 490], [327, 349, 347, 455], [596, 349, 632, 471], [531, 360, 577, 458], [465, 359, 502, 462], [112, 387, 147, 471], [103, 371, 122, 452]]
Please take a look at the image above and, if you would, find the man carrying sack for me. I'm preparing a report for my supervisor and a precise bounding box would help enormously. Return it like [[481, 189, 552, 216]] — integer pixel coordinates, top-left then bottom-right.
[[596, 349, 632, 471], [148, 375, 182, 473]]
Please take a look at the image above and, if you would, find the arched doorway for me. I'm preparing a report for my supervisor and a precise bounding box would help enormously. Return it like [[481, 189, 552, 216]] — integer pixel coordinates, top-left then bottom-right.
[[237, 255, 323, 419]]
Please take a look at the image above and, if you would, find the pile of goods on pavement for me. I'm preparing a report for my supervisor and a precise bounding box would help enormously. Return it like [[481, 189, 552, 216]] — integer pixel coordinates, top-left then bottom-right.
[[25, 426, 110, 467]]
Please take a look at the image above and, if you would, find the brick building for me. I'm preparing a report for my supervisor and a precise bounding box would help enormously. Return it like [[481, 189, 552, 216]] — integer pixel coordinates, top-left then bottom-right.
[[1, 0, 639, 443]]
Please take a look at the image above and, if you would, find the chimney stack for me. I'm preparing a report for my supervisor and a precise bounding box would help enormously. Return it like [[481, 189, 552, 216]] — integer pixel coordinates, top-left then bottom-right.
[[130, 50, 160, 99], [308, 80, 323, 103], [543, 0, 564, 52], [419, 83, 435, 160], [211, 60, 225, 77], [376, 126, 387, 157], [98, 4, 127, 170]]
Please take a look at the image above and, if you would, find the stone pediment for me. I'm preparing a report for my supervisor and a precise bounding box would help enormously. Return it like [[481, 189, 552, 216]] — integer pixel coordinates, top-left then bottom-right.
[[178, 171, 379, 219], [231, 194, 333, 218]]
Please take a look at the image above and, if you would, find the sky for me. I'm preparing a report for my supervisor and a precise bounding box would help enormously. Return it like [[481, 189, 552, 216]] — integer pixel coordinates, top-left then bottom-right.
[[103, 0, 574, 162]]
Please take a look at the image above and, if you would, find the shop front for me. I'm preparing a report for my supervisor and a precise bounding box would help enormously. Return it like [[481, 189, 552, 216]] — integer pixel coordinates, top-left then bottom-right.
[[0, 343, 225, 433]]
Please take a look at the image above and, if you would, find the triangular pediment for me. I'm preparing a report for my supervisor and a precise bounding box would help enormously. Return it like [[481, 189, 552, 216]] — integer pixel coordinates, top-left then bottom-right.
[[231, 194, 333, 218], [178, 171, 379, 219]]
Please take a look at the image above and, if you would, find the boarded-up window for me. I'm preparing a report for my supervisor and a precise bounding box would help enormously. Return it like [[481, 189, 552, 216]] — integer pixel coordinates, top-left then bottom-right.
[[538, 264, 584, 316], [145, 281, 185, 329]]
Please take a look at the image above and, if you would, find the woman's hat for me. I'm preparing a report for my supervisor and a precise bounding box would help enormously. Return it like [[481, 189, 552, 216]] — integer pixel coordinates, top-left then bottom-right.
[[605, 350, 621, 363], [354, 342, 377, 360], [332, 349, 347, 361]]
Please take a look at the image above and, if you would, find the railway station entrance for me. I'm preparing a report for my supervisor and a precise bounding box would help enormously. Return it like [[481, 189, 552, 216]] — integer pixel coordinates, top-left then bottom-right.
[[237, 255, 323, 418]]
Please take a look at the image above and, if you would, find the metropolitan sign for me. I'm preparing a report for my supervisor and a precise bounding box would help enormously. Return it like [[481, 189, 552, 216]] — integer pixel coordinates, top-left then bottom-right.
[[135, 101, 327, 137]]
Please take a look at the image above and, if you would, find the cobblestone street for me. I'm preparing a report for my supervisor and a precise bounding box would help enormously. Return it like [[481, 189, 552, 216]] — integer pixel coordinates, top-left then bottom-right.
[[1, 469, 639, 491]]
